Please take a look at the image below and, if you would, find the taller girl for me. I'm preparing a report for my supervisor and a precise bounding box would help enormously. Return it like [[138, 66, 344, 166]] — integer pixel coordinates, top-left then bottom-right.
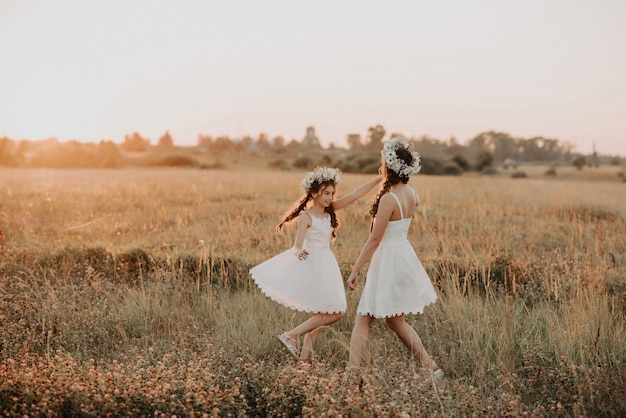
[[250, 167, 381, 361], [346, 137, 442, 379]]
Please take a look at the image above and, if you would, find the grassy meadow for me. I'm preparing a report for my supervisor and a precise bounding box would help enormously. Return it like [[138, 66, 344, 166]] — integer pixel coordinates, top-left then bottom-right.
[[1, 165, 625, 416]]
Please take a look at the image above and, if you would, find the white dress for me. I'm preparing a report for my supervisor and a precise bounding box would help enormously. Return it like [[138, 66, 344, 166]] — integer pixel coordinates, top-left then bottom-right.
[[250, 212, 347, 314], [356, 191, 437, 318]]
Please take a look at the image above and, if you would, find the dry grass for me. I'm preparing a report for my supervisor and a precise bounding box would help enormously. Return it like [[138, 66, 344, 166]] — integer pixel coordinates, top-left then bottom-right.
[[1, 166, 625, 416]]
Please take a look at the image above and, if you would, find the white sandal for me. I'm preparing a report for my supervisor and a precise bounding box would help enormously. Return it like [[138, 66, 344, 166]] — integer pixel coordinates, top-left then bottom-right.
[[426, 361, 443, 382], [277, 333, 299, 360], [421, 362, 444, 382]]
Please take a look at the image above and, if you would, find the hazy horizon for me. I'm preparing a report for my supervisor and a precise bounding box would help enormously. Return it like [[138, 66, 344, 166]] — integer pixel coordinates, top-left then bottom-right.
[[2, 0, 625, 156]]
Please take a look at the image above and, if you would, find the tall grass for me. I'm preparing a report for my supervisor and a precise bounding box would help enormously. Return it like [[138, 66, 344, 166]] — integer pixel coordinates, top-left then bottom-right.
[[1, 166, 625, 416]]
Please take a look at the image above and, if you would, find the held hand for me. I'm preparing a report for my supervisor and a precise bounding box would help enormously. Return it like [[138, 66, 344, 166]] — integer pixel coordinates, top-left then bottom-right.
[[347, 271, 359, 291]]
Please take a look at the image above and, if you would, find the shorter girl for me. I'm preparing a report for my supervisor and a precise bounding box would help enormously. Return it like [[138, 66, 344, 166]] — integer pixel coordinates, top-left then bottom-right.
[[250, 167, 381, 361]]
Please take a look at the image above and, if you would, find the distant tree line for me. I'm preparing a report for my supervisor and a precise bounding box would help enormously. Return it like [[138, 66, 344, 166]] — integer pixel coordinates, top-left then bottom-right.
[[0, 126, 621, 171], [0, 137, 121, 168]]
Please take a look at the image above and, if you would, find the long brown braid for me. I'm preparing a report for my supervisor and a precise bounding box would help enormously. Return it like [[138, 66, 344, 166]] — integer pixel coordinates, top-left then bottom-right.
[[369, 147, 414, 220], [276, 180, 339, 238]]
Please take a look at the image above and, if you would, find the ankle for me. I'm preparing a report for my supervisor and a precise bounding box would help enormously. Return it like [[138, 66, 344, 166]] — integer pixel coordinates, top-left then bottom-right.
[[420, 360, 438, 370]]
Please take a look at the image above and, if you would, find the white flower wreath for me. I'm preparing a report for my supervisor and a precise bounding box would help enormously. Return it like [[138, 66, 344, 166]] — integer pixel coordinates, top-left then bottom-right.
[[381, 137, 421, 177], [301, 166, 342, 192]]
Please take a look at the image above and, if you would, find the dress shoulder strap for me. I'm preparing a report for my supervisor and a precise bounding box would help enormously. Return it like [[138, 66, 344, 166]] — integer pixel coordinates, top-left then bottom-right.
[[388, 192, 404, 219]]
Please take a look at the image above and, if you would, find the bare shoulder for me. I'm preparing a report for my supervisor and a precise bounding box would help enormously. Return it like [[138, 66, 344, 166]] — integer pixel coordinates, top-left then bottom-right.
[[377, 193, 396, 212], [299, 211, 313, 226]]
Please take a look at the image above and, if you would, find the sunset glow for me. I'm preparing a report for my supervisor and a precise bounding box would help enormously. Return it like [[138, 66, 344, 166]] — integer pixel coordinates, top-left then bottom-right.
[[1, 0, 625, 155]]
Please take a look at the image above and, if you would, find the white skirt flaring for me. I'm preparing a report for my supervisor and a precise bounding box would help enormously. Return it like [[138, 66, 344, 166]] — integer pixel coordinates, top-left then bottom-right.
[[250, 247, 347, 314], [356, 239, 437, 318]]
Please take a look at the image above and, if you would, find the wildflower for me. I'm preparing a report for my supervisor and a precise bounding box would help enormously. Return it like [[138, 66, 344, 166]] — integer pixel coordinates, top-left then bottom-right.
[[381, 137, 421, 176], [300, 167, 341, 192]]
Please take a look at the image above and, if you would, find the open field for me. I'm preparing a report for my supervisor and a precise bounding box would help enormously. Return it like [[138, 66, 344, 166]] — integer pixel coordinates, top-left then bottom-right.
[[1, 166, 625, 416]]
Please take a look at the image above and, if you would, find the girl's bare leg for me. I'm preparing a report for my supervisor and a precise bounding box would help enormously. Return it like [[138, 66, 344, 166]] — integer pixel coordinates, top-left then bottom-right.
[[383, 315, 433, 367], [347, 313, 374, 369], [282, 313, 342, 358], [300, 327, 320, 361]]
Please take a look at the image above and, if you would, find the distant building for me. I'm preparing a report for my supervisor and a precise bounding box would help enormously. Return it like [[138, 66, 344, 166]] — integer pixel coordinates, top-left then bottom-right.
[[302, 126, 321, 148], [503, 158, 518, 169]]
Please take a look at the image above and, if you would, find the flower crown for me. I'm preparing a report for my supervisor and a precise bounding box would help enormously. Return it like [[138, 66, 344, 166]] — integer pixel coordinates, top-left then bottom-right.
[[301, 166, 341, 192], [381, 137, 421, 177]]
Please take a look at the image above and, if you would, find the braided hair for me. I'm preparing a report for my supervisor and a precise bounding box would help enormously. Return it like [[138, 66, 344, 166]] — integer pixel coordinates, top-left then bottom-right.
[[369, 147, 414, 219], [277, 180, 339, 238]]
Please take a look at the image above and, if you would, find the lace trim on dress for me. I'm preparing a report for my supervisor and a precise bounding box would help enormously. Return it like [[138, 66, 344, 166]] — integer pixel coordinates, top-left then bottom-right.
[[356, 300, 436, 319]]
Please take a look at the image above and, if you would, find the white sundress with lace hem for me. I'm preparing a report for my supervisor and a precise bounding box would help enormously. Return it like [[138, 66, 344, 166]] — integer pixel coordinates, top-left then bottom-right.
[[250, 211, 347, 314], [356, 190, 437, 318]]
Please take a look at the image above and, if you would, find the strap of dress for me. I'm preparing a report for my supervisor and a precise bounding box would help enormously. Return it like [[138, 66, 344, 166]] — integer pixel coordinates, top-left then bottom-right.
[[388, 192, 404, 219]]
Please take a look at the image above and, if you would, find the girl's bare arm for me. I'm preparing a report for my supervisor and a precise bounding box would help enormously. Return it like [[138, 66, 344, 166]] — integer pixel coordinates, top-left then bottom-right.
[[333, 175, 382, 210], [346, 194, 394, 290], [292, 212, 312, 258]]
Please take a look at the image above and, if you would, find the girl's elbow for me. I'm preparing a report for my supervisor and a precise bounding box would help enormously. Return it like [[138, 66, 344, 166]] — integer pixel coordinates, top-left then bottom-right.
[[368, 236, 382, 247]]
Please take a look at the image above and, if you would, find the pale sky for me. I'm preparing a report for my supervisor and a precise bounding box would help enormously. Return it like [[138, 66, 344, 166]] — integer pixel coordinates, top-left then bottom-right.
[[2, 0, 625, 155]]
